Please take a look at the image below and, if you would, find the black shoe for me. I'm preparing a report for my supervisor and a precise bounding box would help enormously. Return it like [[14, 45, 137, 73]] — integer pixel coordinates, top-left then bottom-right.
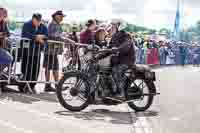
[[2, 86, 19, 93], [44, 86, 56, 92], [18, 83, 26, 93]]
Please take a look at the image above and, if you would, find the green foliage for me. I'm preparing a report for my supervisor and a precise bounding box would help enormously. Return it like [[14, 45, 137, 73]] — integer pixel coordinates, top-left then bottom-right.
[[159, 28, 170, 34], [179, 31, 192, 42], [8, 21, 23, 31], [61, 23, 71, 32], [8, 21, 17, 31], [124, 23, 155, 34], [180, 20, 200, 42]]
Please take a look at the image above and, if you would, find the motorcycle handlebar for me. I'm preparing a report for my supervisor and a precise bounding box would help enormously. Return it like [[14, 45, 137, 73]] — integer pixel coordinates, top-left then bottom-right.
[[98, 49, 113, 53]]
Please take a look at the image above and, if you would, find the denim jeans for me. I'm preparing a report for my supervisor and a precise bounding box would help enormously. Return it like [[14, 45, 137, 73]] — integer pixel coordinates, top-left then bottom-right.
[[0, 48, 12, 65], [112, 64, 129, 95]]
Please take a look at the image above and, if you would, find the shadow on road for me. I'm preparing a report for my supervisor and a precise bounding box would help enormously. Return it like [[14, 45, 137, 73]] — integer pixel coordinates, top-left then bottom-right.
[[55, 109, 158, 125], [0, 92, 58, 104]]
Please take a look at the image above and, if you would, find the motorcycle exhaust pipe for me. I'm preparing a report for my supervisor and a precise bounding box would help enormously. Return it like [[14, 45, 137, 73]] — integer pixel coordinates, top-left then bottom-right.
[[105, 92, 160, 103]]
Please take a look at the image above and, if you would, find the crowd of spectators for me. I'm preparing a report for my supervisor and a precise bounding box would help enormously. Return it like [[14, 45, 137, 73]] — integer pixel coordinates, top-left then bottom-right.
[[134, 36, 200, 66]]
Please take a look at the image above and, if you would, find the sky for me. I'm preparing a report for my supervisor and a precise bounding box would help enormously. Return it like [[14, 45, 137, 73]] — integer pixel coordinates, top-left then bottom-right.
[[1, 0, 200, 30]]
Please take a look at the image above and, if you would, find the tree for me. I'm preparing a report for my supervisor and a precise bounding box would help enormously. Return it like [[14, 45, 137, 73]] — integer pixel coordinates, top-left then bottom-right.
[[8, 21, 17, 31], [159, 28, 170, 34], [148, 29, 157, 34], [185, 20, 200, 42]]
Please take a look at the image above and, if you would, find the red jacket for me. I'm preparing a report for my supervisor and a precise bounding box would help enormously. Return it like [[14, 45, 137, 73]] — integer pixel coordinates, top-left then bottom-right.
[[80, 29, 94, 45]]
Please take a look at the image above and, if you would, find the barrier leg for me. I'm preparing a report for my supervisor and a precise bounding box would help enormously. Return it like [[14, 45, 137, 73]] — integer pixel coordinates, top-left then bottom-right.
[[0, 85, 2, 95], [26, 83, 36, 94]]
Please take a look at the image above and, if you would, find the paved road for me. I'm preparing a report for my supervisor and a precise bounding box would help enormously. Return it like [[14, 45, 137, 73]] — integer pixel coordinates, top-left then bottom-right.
[[0, 66, 200, 133]]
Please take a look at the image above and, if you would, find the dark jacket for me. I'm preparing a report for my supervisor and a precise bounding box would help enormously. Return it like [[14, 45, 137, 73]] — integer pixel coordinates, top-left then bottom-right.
[[22, 20, 48, 41], [110, 31, 135, 66], [68, 32, 79, 53], [96, 40, 107, 48], [69, 32, 79, 43], [179, 45, 186, 55], [0, 21, 10, 48], [21, 20, 48, 55]]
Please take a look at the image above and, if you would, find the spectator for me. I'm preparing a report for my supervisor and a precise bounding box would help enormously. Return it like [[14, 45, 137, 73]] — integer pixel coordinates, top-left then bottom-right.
[[174, 42, 181, 65], [179, 43, 187, 66], [80, 19, 96, 45], [0, 7, 12, 66], [0, 7, 9, 48], [20, 13, 48, 92], [166, 45, 175, 65], [43, 10, 75, 92], [68, 24, 79, 53], [159, 41, 168, 65], [144, 39, 153, 49], [152, 40, 158, 48], [68, 24, 81, 70], [192, 44, 200, 66], [0, 7, 14, 92], [69, 25, 79, 43], [187, 44, 194, 64], [95, 28, 107, 48], [135, 36, 144, 64], [134, 34, 140, 48]]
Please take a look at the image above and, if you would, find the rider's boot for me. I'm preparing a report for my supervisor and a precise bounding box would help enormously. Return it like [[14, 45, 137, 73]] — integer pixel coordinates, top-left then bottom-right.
[[111, 87, 125, 101]]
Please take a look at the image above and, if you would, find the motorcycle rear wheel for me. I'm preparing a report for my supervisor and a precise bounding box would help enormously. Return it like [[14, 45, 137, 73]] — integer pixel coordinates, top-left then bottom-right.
[[125, 79, 156, 112]]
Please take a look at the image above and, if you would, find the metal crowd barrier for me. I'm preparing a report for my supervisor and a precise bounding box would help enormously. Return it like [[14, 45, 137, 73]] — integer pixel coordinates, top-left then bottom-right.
[[0, 37, 76, 86]]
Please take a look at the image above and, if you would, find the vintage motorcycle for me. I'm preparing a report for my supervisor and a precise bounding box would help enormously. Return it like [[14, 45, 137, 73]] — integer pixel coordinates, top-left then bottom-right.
[[56, 44, 159, 112]]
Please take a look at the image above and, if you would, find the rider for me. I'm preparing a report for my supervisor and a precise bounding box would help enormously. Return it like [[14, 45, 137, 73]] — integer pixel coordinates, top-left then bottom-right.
[[98, 19, 136, 99]]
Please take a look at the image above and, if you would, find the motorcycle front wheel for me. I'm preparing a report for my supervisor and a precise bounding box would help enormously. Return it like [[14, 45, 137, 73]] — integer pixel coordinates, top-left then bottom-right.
[[56, 71, 90, 112], [125, 79, 156, 112]]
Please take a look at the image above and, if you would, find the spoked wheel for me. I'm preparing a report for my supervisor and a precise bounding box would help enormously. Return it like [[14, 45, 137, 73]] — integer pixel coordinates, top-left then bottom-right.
[[63, 56, 81, 72], [56, 71, 90, 112], [125, 79, 156, 112]]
